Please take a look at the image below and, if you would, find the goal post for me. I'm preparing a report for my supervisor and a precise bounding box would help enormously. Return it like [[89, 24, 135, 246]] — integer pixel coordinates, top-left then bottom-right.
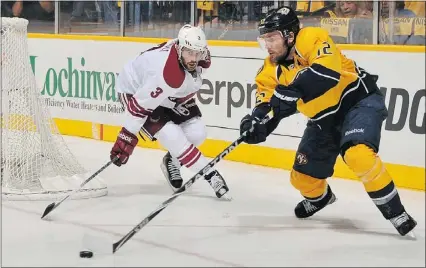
[[1, 17, 108, 200]]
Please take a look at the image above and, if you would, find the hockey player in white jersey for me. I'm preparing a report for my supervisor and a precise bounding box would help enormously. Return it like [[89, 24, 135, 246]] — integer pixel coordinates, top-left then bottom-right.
[[110, 25, 230, 199]]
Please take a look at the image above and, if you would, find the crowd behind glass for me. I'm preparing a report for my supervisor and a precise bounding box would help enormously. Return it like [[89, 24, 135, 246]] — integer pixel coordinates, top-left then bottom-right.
[[1, 1, 425, 45]]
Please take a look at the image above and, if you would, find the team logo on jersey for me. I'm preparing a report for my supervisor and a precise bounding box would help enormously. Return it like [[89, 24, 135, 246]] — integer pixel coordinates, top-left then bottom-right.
[[295, 152, 308, 165], [278, 8, 290, 15]]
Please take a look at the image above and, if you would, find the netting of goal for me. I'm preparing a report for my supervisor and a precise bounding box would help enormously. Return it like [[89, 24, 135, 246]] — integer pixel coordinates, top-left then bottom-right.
[[1, 17, 108, 200]]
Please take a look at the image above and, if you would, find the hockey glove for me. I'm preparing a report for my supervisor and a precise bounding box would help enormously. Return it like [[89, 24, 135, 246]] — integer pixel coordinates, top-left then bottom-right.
[[270, 85, 300, 120], [198, 48, 211, 69], [110, 127, 139, 166], [240, 114, 268, 144]]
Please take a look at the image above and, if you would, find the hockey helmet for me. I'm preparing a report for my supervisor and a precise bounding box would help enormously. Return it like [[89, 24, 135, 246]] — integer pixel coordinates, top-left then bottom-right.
[[258, 7, 300, 39], [177, 24, 207, 62]]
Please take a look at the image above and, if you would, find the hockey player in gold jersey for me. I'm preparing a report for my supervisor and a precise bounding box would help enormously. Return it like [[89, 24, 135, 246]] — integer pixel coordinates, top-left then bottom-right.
[[239, 6, 417, 236]]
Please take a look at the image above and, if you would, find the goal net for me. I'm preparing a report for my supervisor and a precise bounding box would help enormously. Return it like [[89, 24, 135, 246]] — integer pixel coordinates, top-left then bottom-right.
[[1, 17, 108, 200]]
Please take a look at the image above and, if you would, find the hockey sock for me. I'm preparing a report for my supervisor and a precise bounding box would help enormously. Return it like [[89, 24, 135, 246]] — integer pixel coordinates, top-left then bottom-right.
[[290, 169, 328, 199], [156, 122, 214, 176], [175, 143, 214, 176], [344, 144, 405, 219]]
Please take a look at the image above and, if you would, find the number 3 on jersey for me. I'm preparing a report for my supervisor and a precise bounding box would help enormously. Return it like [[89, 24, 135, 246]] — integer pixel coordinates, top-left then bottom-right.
[[150, 87, 163, 98], [317, 42, 332, 56]]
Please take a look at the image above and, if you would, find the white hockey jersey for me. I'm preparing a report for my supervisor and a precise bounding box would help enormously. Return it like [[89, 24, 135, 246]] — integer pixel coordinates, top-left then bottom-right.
[[116, 40, 204, 135]]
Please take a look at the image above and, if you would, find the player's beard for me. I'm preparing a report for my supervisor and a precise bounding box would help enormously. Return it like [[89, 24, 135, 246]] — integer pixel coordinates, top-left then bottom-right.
[[184, 61, 197, 72], [272, 46, 289, 64]]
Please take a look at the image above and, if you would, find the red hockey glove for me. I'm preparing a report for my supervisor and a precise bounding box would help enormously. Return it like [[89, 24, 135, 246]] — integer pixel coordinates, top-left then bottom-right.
[[110, 127, 138, 166]]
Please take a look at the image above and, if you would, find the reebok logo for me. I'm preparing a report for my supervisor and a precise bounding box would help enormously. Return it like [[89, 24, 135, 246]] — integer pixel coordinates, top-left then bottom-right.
[[119, 133, 133, 143], [274, 91, 298, 102], [345, 128, 364, 136], [280, 96, 298, 102]]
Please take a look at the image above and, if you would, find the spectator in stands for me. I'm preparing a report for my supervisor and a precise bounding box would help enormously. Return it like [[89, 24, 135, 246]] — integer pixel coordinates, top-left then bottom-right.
[[197, 1, 217, 27], [381, 1, 416, 18], [404, 1, 424, 17], [68, 1, 100, 23], [380, 1, 418, 45], [98, 1, 119, 24], [1, 1, 15, 17], [69, 1, 86, 22], [404, 1, 425, 45], [334, 1, 372, 18], [1, 1, 54, 21], [295, 1, 331, 14], [68, 1, 118, 25], [151, 1, 172, 25], [364, 1, 374, 14], [171, 1, 191, 26], [293, 1, 336, 20]]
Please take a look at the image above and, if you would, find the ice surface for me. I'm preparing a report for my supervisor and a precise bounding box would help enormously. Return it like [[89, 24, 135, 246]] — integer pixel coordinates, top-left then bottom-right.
[[2, 136, 425, 267]]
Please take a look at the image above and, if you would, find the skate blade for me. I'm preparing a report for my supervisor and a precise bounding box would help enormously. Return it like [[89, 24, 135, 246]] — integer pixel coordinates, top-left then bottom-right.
[[406, 231, 417, 240], [220, 193, 233, 201]]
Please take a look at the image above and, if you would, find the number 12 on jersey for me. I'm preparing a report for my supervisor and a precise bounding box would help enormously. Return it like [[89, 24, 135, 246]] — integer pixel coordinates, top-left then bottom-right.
[[317, 42, 332, 56]]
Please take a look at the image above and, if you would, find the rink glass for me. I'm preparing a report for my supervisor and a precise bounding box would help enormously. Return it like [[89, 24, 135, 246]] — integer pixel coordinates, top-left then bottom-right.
[[4, 1, 425, 45]]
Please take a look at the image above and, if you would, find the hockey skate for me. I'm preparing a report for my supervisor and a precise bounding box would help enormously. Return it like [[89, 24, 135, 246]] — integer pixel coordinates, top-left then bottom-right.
[[204, 170, 231, 200], [294, 185, 336, 218], [160, 152, 183, 192], [389, 211, 417, 237]]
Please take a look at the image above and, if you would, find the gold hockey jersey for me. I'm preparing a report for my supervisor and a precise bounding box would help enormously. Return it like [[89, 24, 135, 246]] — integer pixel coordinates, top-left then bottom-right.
[[254, 27, 373, 128]]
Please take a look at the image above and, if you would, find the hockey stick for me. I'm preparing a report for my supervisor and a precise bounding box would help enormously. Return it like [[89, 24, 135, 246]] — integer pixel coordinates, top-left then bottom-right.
[[112, 111, 274, 253], [41, 156, 119, 219]]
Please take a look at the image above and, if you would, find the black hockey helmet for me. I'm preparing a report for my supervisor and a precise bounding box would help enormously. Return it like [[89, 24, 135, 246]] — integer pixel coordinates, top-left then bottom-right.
[[258, 6, 300, 39]]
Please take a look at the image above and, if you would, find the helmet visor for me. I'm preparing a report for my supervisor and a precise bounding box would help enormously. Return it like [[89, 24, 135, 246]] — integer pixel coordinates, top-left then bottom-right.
[[257, 31, 284, 51]]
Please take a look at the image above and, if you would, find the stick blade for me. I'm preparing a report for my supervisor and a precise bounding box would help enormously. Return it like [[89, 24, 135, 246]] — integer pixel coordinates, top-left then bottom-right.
[[112, 241, 121, 254], [41, 202, 56, 219], [112, 233, 133, 254]]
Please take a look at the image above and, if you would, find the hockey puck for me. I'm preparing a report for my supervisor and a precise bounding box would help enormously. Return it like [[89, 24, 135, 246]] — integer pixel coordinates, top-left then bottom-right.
[[79, 250, 93, 258]]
